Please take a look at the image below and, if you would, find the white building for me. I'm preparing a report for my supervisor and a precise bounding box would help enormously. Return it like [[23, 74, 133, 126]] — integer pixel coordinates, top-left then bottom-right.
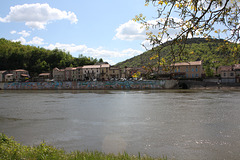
[[82, 65, 101, 80]]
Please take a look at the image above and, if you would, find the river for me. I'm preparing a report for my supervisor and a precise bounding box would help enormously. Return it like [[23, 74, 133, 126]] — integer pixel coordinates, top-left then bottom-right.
[[0, 89, 240, 160]]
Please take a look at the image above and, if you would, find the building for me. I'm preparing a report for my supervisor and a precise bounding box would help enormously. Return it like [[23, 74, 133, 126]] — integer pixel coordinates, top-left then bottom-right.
[[171, 61, 203, 78], [99, 64, 110, 80], [53, 67, 65, 81], [5, 74, 13, 82], [218, 64, 240, 83], [65, 67, 77, 81], [0, 71, 7, 82], [234, 64, 240, 83], [109, 67, 121, 79], [12, 69, 30, 82], [76, 67, 84, 81], [82, 65, 101, 80], [52, 63, 121, 81], [38, 73, 51, 82]]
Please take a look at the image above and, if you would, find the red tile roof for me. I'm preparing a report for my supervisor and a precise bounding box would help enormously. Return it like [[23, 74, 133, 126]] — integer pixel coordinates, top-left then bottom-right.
[[39, 73, 50, 76], [172, 61, 202, 66], [218, 66, 233, 71], [13, 69, 28, 72], [234, 64, 240, 70]]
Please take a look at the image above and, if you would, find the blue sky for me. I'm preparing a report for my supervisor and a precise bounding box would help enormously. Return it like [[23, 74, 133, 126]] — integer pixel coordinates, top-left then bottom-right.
[[0, 0, 160, 65]]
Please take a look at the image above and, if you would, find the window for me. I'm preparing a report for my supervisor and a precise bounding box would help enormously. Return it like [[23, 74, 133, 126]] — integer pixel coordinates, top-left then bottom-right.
[[196, 68, 198, 72], [196, 74, 198, 77], [192, 68, 194, 72], [223, 73, 226, 77], [230, 73, 234, 77], [192, 74, 194, 78], [186, 68, 188, 72]]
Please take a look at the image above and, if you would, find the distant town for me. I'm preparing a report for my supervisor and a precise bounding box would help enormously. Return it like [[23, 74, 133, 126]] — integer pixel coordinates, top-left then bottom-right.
[[0, 61, 240, 84]]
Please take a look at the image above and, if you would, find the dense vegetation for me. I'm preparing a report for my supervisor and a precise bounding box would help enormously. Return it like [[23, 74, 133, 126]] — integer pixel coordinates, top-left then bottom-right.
[[0, 38, 102, 77], [0, 133, 167, 160], [115, 38, 240, 76]]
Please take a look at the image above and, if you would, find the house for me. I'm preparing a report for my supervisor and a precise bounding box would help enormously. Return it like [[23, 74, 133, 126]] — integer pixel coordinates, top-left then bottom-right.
[[53, 67, 65, 81], [76, 67, 84, 81], [0, 71, 7, 82], [234, 64, 240, 83], [99, 63, 122, 80], [65, 67, 77, 81], [99, 64, 110, 80], [5, 74, 13, 82], [82, 65, 101, 80], [170, 61, 203, 78], [109, 67, 121, 80], [218, 64, 240, 83], [38, 73, 51, 82], [12, 69, 30, 82]]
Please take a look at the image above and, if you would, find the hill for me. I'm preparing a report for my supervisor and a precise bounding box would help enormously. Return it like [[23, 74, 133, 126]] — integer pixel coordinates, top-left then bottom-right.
[[115, 38, 240, 74], [0, 38, 102, 76]]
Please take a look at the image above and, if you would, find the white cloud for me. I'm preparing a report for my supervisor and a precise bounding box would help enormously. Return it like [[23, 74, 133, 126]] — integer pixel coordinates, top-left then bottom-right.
[[12, 36, 45, 45], [27, 37, 44, 45], [18, 30, 31, 37], [114, 20, 146, 41], [0, 3, 78, 29], [114, 18, 183, 48], [45, 43, 143, 65], [10, 30, 17, 34], [10, 30, 31, 37]]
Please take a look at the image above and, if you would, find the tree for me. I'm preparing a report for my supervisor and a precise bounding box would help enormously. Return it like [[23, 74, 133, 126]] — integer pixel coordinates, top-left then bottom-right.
[[134, 0, 240, 68], [98, 58, 104, 63]]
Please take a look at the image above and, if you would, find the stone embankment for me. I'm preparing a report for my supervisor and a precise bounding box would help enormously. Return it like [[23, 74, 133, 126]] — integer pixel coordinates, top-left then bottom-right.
[[0, 80, 178, 90], [178, 80, 240, 89]]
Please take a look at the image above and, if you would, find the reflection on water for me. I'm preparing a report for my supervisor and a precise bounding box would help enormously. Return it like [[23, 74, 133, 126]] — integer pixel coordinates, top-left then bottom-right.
[[0, 90, 240, 160]]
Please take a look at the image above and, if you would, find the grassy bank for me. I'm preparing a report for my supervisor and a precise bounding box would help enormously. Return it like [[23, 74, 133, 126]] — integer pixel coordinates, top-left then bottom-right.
[[0, 133, 167, 160]]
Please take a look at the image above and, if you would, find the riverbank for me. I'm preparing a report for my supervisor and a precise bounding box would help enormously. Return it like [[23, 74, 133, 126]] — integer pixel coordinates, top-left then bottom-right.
[[178, 80, 240, 90], [0, 80, 178, 90], [0, 133, 167, 160]]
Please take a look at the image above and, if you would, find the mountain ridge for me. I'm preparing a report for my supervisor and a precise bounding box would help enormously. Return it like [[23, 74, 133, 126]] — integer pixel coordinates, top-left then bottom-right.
[[115, 38, 239, 74]]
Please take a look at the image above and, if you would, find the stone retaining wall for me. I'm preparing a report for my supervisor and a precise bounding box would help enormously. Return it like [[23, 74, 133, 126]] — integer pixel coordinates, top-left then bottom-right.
[[0, 80, 178, 90]]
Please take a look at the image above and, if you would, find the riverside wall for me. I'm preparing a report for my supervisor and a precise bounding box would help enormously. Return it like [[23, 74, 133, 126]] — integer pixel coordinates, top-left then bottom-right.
[[0, 80, 178, 90]]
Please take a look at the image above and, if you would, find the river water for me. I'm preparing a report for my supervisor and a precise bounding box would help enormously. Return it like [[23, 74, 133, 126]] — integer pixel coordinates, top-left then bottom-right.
[[0, 89, 240, 160]]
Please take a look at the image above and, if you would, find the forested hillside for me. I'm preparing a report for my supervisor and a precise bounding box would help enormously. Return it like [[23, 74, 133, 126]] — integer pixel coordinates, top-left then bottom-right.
[[0, 38, 101, 76], [115, 38, 240, 73]]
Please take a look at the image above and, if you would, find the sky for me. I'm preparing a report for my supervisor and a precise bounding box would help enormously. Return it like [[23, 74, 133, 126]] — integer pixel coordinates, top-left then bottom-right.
[[1, 0, 234, 65], [0, 0, 161, 65]]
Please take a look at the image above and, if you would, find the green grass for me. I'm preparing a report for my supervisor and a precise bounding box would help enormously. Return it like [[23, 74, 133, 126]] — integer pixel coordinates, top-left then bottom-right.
[[0, 133, 168, 160]]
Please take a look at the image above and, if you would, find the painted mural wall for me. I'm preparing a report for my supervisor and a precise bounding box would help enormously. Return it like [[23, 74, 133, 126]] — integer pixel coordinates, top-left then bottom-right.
[[0, 80, 177, 90]]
